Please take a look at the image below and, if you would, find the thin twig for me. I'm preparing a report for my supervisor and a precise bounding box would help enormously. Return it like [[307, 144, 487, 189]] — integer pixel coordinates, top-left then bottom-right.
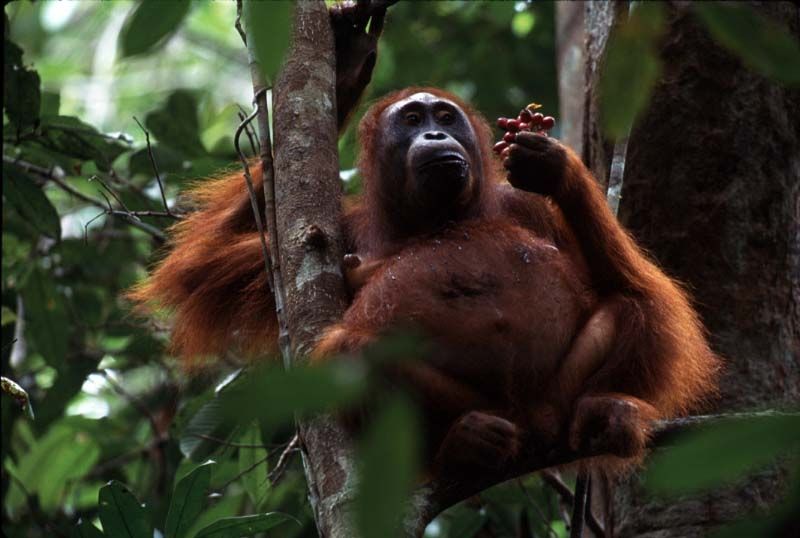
[[101, 370, 160, 438], [570, 470, 589, 538], [4, 155, 173, 241], [234, 103, 275, 294], [516, 479, 559, 538], [133, 116, 171, 215], [189, 433, 271, 449], [238, 108, 260, 156], [268, 433, 301, 485], [541, 470, 604, 536], [235, 0, 247, 45], [236, 0, 290, 361]]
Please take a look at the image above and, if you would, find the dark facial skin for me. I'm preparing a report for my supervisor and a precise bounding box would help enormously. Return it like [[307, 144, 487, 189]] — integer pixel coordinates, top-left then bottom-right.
[[378, 93, 484, 231]]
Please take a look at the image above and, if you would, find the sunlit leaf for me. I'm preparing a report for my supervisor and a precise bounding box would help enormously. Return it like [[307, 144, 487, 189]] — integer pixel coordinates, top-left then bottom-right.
[[165, 461, 214, 538], [5, 422, 100, 512], [693, 3, 800, 86], [98, 481, 153, 538], [120, 0, 192, 58], [238, 422, 269, 509], [3, 163, 61, 240], [1, 306, 16, 326], [70, 519, 105, 538], [645, 413, 800, 496], [356, 397, 420, 538], [511, 11, 536, 38], [194, 512, 298, 538], [600, 3, 666, 139], [243, 0, 293, 85]]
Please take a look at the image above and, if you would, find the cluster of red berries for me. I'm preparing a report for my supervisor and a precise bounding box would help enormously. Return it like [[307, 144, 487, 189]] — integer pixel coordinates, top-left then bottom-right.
[[492, 105, 556, 157]]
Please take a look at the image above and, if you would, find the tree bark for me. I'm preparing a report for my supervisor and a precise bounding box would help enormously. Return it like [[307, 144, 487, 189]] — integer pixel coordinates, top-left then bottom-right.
[[271, 2, 356, 536], [571, 2, 800, 536], [556, 1, 585, 154]]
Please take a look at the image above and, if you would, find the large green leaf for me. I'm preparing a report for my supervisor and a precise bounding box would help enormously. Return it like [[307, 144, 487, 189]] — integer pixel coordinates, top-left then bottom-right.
[[356, 397, 420, 538], [238, 421, 269, 509], [3, 39, 41, 132], [179, 398, 237, 462], [98, 481, 153, 538], [120, 0, 192, 58], [220, 362, 367, 426], [5, 422, 100, 513], [693, 3, 800, 86], [645, 413, 800, 496], [194, 512, 297, 538], [600, 3, 666, 139], [3, 162, 61, 240], [243, 0, 292, 85], [20, 269, 69, 368], [144, 90, 207, 158], [165, 460, 214, 538]]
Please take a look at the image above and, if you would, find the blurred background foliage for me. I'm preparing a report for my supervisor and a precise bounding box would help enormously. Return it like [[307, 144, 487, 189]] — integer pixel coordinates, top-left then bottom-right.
[[3, 1, 799, 538]]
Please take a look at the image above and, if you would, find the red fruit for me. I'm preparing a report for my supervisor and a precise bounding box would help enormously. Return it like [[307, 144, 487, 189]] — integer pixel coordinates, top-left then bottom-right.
[[531, 112, 544, 126], [518, 109, 533, 122], [493, 141, 508, 154], [501, 146, 511, 158], [503, 132, 516, 143], [519, 122, 530, 131], [497, 117, 509, 129], [542, 116, 555, 129], [507, 119, 520, 132]]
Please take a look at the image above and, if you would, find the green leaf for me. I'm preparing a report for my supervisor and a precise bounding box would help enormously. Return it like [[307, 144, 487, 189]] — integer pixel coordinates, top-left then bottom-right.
[[693, 3, 800, 86], [3, 39, 41, 132], [179, 398, 237, 462], [600, 3, 666, 139], [165, 460, 214, 538], [70, 519, 105, 538], [98, 481, 153, 538], [20, 269, 69, 367], [194, 512, 297, 538], [644, 413, 800, 497], [220, 362, 367, 426], [356, 397, 420, 538], [120, 0, 192, 58], [511, 11, 536, 38], [144, 90, 207, 157], [243, 0, 293, 85], [38, 115, 131, 171], [238, 421, 269, 509], [1, 306, 16, 326], [6, 422, 100, 512], [41, 91, 60, 116], [3, 163, 61, 240]]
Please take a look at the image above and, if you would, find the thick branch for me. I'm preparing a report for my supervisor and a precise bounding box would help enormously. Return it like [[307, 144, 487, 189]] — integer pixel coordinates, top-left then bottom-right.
[[270, 2, 356, 537], [405, 410, 799, 535]]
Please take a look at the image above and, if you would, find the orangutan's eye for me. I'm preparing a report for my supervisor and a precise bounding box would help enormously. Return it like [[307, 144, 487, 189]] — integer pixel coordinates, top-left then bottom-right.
[[405, 111, 422, 125], [436, 110, 455, 124]]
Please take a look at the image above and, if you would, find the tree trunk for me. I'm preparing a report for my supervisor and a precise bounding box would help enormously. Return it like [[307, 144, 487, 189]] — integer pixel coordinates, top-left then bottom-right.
[[564, 2, 800, 536], [272, 2, 357, 536]]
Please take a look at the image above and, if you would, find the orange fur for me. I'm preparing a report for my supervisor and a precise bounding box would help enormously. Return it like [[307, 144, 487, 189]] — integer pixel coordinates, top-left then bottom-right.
[[130, 87, 721, 466]]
